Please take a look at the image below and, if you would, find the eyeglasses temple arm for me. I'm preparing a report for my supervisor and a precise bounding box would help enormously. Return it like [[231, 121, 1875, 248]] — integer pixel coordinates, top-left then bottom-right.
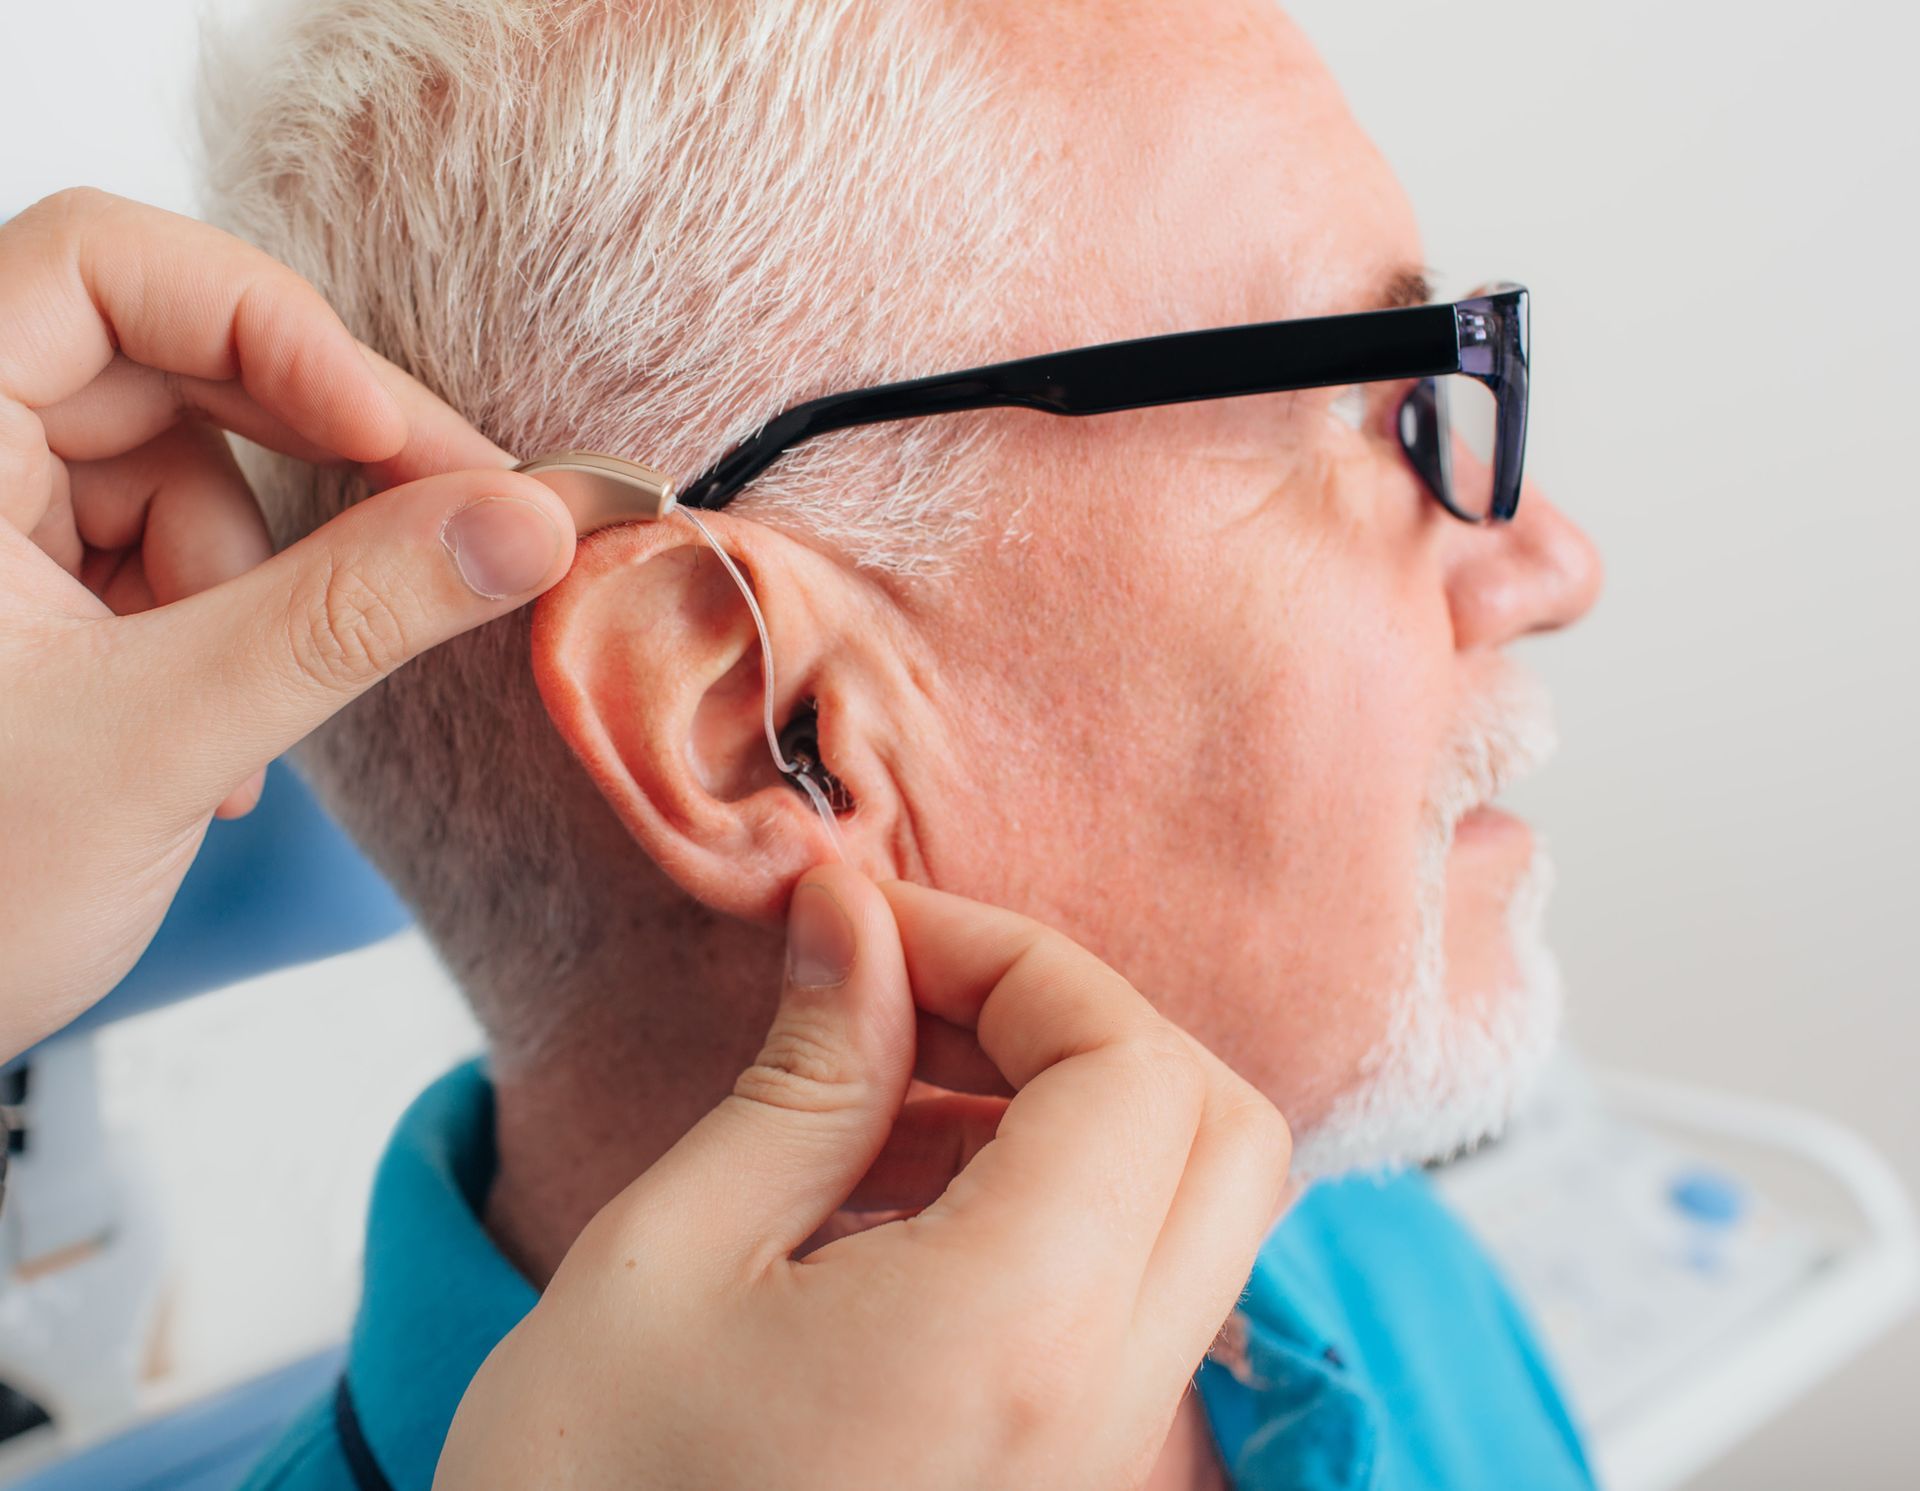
[[680, 303, 1464, 510]]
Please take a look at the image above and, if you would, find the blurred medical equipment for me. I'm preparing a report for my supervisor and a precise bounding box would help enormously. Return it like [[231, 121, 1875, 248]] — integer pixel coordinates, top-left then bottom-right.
[[0, 775, 1911, 1491], [1435, 1057, 1918, 1491], [0, 765, 407, 1489]]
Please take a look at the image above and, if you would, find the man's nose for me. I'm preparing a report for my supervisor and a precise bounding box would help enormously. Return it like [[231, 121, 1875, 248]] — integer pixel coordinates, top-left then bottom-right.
[[1443, 480, 1603, 649]]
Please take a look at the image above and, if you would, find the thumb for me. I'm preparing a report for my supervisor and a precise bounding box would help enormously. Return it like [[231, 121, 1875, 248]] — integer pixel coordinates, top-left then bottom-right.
[[603, 867, 919, 1276], [129, 467, 575, 812]]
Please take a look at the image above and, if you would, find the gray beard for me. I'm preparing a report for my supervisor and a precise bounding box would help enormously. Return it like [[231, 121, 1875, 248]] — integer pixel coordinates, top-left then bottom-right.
[[1286, 841, 1564, 1183]]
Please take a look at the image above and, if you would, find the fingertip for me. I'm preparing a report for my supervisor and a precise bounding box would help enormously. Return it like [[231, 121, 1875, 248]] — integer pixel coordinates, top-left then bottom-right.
[[874, 879, 938, 951], [353, 377, 409, 465], [784, 880, 859, 991], [353, 351, 517, 490], [342, 343, 418, 462], [213, 768, 268, 820], [440, 470, 576, 601], [496, 467, 580, 579], [794, 862, 876, 902], [794, 866, 895, 951], [322, 386, 406, 466], [785, 869, 909, 1031], [234, 275, 408, 466], [875, 876, 956, 925], [874, 876, 918, 910]]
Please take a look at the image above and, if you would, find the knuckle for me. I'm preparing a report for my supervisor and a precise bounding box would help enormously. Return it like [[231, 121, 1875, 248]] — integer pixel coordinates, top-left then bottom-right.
[[991, 1316, 1088, 1443], [563, 1204, 667, 1294], [52, 184, 113, 211], [27, 185, 111, 231], [285, 556, 415, 693], [732, 1015, 860, 1115], [997, 1372, 1066, 1445], [1023, 930, 1113, 1000], [18, 188, 117, 265], [1122, 1023, 1207, 1112], [1215, 1085, 1293, 1171], [0, 405, 51, 499]]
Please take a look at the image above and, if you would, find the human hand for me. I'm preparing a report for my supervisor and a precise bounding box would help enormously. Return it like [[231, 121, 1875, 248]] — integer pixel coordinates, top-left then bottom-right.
[[437, 866, 1291, 1491], [0, 189, 579, 1059]]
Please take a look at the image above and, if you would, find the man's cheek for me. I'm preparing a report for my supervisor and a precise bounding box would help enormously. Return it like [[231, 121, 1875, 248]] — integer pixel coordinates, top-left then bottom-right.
[[1442, 839, 1533, 1013]]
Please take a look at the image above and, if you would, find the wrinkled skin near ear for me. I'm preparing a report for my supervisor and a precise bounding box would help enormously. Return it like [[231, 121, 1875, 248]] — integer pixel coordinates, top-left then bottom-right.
[[530, 515, 914, 923]]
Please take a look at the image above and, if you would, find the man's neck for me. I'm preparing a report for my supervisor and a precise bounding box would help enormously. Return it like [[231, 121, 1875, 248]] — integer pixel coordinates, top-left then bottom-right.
[[481, 930, 785, 1286]]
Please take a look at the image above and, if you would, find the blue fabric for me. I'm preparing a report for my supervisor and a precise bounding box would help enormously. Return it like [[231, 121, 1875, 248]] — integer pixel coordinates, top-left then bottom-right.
[[240, 1061, 1593, 1491], [1196, 1177, 1594, 1490], [5, 763, 410, 1070], [11, 1348, 346, 1491]]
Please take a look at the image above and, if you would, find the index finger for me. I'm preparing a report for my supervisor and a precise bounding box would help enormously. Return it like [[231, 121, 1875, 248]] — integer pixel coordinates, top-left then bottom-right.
[[0, 189, 403, 470], [879, 880, 1174, 1086], [874, 881, 1206, 1288], [34, 340, 507, 487]]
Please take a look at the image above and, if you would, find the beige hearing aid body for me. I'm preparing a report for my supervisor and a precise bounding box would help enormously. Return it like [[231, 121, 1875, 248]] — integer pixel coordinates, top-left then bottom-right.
[[515, 450, 678, 532]]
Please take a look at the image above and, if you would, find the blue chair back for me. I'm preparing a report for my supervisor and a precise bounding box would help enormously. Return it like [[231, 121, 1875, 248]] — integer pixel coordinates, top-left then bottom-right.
[[8, 762, 410, 1059], [8, 1349, 345, 1491]]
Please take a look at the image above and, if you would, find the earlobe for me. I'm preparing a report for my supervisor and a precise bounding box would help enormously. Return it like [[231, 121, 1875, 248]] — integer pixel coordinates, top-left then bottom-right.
[[529, 517, 842, 923]]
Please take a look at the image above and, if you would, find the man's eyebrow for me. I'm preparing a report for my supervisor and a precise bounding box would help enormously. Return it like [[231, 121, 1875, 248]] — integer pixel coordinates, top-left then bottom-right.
[[1376, 266, 1435, 312]]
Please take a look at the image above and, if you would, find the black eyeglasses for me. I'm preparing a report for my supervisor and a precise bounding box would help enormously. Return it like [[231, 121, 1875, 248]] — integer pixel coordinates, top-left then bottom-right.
[[678, 282, 1529, 523]]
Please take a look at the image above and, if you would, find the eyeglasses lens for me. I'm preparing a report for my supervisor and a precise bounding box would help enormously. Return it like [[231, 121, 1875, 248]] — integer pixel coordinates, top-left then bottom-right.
[[1404, 373, 1500, 521]]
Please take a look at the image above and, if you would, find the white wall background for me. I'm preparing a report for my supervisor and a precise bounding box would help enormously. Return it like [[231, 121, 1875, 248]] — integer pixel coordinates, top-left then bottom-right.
[[3, 1, 1916, 1486], [1281, 3, 1920, 1486]]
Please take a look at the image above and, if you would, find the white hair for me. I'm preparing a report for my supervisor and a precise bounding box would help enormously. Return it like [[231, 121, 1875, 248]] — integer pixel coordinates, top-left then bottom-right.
[[198, 0, 1041, 1055]]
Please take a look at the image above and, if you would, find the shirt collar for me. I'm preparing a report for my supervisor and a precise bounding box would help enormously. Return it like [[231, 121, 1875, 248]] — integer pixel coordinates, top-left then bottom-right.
[[345, 1060, 537, 1491], [1197, 1305, 1378, 1491], [1195, 1210, 1379, 1491], [340, 1060, 1380, 1491]]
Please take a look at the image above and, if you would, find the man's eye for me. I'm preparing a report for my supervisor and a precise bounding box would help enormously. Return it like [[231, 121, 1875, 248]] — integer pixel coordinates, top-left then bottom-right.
[[1327, 386, 1368, 431]]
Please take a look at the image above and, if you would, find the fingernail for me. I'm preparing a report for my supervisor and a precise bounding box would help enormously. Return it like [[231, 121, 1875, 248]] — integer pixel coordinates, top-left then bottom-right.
[[442, 497, 565, 599], [786, 883, 855, 988]]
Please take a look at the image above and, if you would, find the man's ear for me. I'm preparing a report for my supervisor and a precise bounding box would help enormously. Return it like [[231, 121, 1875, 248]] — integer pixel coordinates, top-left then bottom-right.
[[531, 514, 881, 924]]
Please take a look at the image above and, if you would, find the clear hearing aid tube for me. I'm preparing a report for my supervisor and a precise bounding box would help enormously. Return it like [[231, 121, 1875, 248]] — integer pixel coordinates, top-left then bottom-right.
[[675, 509, 849, 865], [514, 450, 847, 864]]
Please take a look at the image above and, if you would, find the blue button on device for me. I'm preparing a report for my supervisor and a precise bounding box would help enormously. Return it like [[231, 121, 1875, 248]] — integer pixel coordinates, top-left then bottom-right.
[[1669, 1168, 1748, 1227]]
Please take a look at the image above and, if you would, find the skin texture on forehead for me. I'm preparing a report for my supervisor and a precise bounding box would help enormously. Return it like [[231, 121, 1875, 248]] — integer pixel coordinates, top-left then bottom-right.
[[970, 0, 1424, 345]]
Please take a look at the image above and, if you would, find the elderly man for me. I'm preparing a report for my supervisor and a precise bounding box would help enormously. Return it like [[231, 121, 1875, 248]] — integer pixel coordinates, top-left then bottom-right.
[[205, 0, 1603, 1487]]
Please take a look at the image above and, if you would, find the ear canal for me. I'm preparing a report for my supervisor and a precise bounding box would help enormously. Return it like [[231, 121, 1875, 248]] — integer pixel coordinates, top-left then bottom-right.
[[778, 700, 854, 813]]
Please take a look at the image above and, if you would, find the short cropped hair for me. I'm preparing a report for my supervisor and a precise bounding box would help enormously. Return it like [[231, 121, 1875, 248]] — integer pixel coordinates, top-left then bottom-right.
[[199, 0, 1039, 1058]]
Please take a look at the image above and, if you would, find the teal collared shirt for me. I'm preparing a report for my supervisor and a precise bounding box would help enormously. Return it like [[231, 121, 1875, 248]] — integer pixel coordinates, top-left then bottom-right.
[[241, 1062, 1594, 1491]]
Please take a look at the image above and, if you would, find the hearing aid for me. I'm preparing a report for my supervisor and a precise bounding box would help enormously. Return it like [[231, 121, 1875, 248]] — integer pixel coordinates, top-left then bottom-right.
[[515, 450, 678, 530], [516, 450, 849, 862]]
